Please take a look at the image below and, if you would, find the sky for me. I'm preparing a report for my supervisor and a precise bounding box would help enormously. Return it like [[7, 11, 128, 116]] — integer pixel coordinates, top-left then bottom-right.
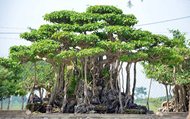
[[0, 0, 190, 98]]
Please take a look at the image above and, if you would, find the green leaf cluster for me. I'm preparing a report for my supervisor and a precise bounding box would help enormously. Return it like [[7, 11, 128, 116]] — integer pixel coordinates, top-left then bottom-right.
[[76, 47, 105, 58], [102, 14, 137, 26], [31, 39, 60, 57], [120, 51, 148, 62], [56, 50, 76, 61], [44, 10, 77, 23], [86, 5, 123, 14], [10, 46, 32, 62], [53, 32, 99, 47]]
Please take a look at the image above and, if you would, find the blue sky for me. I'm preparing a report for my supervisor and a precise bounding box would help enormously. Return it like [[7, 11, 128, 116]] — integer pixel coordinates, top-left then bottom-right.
[[0, 0, 190, 97]]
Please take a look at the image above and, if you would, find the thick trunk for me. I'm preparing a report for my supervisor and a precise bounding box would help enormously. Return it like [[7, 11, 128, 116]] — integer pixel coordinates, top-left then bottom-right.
[[48, 76, 58, 106], [165, 84, 169, 111], [147, 78, 153, 111], [179, 86, 183, 111], [92, 74, 96, 96], [58, 65, 65, 93], [173, 66, 179, 112], [21, 96, 24, 110], [174, 85, 180, 112], [117, 62, 123, 113], [61, 87, 68, 112], [47, 69, 59, 113], [7, 97, 11, 110], [109, 64, 114, 90], [84, 57, 88, 104], [125, 62, 131, 95], [61, 69, 68, 112], [74, 64, 79, 97], [118, 90, 123, 113], [91, 59, 96, 96], [48, 66, 59, 106], [132, 62, 137, 103], [111, 60, 118, 90], [115, 60, 120, 91], [182, 85, 187, 112], [98, 56, 104, 73], [121, 66, 124, 92]]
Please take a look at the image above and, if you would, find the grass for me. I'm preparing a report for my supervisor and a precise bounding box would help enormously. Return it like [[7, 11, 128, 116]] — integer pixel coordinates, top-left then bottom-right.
[[135, 96, 170, 112]]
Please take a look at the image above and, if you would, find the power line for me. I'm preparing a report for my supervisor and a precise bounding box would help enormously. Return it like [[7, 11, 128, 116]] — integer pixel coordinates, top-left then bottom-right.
[[0, 15, 190, 35], [0, 15, 189, 30], [136, 15, 190, 27]]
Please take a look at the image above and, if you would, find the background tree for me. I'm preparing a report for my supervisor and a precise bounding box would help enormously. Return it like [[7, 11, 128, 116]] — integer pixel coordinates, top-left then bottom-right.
[[135, 87, 147, 99], [0, 58, 23, 110], [143, 30, 190, 112]]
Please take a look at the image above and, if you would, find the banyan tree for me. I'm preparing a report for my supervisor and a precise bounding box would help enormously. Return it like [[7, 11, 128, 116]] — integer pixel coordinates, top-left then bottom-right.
[[8, 5, 190, 113]]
